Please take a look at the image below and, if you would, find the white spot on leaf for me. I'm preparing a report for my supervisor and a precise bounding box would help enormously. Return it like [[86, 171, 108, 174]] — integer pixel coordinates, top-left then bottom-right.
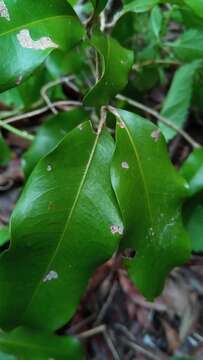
[[47, 165, 52, 172], [43, 270, 58, 283], [121, 162, 129, 169], [17, 29, 58, 50], [111, 225, 124, 235], [0, 0, 10, 21], [151, 129, 161, 142], [119, 121, 125, 129]]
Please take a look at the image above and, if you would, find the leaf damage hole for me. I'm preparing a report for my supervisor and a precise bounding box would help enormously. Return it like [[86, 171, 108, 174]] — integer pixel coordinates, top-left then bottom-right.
[[17, 29, 59, 51], [121, 161, 129, 169], [43, 270, 58, 283], [0, 0, 10, 21], [111, 225, 124, 235]]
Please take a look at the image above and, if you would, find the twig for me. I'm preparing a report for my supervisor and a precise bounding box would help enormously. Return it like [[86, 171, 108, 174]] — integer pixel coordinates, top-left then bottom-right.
[[3, 101, 82, 125], [94, 281, 117, 325], [0, 119, 34, 141], [40, 76, 79, 114], [133, 59, 181, 72], [103, 330, 121, 360], [68, 313, 96, 334], [97, 106, 108, 134], [121, 337, 161, 360], [116, 94, 201, 149], [78, 324, 106, 339]]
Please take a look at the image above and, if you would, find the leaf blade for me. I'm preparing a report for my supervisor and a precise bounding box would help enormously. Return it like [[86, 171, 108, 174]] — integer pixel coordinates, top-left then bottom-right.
[[111, 109, 191, 300]]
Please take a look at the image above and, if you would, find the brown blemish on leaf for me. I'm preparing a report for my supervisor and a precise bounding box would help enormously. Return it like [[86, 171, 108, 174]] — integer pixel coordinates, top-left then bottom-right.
[[0, 0, 10, 21], [17, 29, 58, 50]]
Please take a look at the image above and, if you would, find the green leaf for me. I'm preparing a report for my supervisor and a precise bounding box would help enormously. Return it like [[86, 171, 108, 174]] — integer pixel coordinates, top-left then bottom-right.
[[111, 109, 191, 300], [0, 226, 9, 247], [124, 0, 160, 13], [91, 0, 108, 17], [0, 122, 123, 330], [180, 148, 203, 197], [159, 61, 201, 141], [22, 109, 89, 178], [84, 31, 134, 107], [150, 5, 162, 40], [0, 68, 47, 110], [0, 327, 84, 360], [183, 0, 203, 18], [169, 29, 203, 61], [0, 0, 84, 92], [184, 201, 203, 252], [0, 136, 10, 167]]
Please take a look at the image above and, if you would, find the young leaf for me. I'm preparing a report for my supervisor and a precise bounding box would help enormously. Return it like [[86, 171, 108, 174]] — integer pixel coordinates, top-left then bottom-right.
[[159, 61, 201, 141], [169, 30, 203, 61], [84, 31, 134, 107], [111, 109, 191, 300], [124, 0, 160, 13], [150, 5, 162, 40], [180, 147, 203, 197], [0, 122, 123, 330], [22, 110, 89, 178], [0, 0, 84, 92], [0, 327, 84, 360]]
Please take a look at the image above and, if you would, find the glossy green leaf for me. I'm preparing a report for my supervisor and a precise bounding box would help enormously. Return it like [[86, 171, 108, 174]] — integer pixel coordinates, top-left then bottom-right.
[[84, 31, 134, 107], [160, 61, 201, 141], [0, 68, 47, 110], [180, 148, 203, 197], [0, 226, 9, 247], [91, 0, 108, 17], [169, 30, 203, 61], [0, 0, 84, 92], [124, 0, 160, 13], [22, 109, 89, 178], [0, 136, 10, 167], [0, 327, 84, 360], [111, 109, 191, 300], [0, 122, 123, 330]]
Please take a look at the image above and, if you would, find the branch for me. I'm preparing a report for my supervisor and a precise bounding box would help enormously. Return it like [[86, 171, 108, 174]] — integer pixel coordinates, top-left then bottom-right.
[[0, 119, 34, 141], [3, 101, 82, 125], [116, 94, 201, 149]]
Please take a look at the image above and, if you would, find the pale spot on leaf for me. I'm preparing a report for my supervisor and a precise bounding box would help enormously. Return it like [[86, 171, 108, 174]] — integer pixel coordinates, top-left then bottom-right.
[[43, 270, 58, 283], [47, 165, 52, 172], [151, 129, 161, 142], [111, 225, 124, 235], [121, 161, 129, 169], [0, 0, 10, 21], [119, 121, 125, 129], [17, 29, 58, 50]]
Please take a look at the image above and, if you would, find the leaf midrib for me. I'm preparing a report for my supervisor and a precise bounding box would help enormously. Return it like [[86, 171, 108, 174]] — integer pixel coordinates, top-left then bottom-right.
[[22, 124, 101, 320], [123, 121, 154, 228], [0, 14, 74, 39]]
